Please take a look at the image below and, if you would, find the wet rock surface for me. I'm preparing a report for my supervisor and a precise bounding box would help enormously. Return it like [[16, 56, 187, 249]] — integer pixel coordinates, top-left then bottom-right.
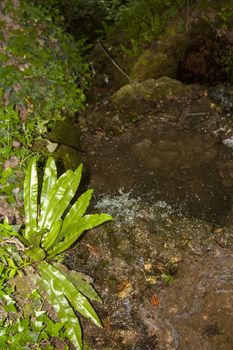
[[65, 203, 233, 350], [70, 72, 233, 349], [156, 252, 233, 350], [83, 122, 233, 224]]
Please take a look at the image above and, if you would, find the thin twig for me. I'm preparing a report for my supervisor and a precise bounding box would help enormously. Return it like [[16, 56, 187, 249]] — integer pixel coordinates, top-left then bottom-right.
[[98, 40, 135, 83], [186, 0, 189, 31], [187, 112, 206, 116]]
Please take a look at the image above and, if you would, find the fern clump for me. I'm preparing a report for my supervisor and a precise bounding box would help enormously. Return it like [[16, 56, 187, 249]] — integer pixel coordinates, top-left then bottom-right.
[[0, 157, 112, 349]]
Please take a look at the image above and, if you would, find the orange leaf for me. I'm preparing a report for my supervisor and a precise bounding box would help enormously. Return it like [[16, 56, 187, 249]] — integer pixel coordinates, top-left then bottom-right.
[[151, 294, 159, 306]]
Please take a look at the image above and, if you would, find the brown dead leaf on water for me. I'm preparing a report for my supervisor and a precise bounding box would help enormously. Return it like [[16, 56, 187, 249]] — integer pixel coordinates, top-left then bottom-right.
[[211, 226, 223, 234], [117, 281, 132, 298], [83, 243, 100, 257]]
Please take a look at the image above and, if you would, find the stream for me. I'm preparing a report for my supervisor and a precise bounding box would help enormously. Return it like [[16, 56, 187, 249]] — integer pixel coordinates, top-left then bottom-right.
[[64, 113, 233, 349], [85, 123, 233, 225]]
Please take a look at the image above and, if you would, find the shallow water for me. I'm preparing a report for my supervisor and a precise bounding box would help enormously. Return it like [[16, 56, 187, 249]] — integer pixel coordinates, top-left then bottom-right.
[[65, 126, 233, 350], [86, 127, 233, 224]]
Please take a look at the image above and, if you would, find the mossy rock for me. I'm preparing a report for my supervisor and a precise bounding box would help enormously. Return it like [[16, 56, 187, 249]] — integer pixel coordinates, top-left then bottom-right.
[[48, 119, 82, 150], [111, 77, 185, 113], [53, 145, 82, 172], [108, 76, 185, 124], [131, 50, 178, 81], [131, 19, 188, 81]]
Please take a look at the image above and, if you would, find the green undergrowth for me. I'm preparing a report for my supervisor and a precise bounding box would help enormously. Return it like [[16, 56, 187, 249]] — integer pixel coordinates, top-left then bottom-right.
[[103, 0, 186, 57], [0, 0, 91, 201], [0, 157, 112, 349]]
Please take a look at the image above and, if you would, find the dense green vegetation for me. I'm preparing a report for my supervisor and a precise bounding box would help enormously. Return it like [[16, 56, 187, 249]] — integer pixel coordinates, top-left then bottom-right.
[[106, 0, 186, 56], [0, 157, 112, 349], [32, 0, 187, 54], [0, 0, 90, 200]]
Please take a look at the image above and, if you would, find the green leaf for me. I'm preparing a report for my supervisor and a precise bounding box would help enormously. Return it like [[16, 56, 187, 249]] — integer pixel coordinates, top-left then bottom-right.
[[49, 213, 112, 257], [41, 219, 62, 251], [25, 246, 46, 262], [54, 263, 101, 302], [48, 164, 83, 230], [38, 263, 83, 350], [24, 158, 38, 239], [38, 169, 73, 230], [45, 318, 63, 338], [59, 189, 93, 241], [40, 157, 57, 225], [2, 294, 16, 313], [39, 262, 102, 327], [27, 229, 46, 248]]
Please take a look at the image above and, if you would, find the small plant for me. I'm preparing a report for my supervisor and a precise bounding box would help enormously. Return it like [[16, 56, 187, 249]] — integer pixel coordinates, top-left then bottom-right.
[[220, 51, 233, 75], [161, 273, 174, 285], [0, 157, 112, 349], [113, 0, 186, 56], [0, 103, 33, 201]]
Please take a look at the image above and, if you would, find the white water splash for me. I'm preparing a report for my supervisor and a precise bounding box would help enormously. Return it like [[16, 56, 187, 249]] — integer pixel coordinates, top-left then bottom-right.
[[94, 189, 172, 227], [222, 137, 233, 150]]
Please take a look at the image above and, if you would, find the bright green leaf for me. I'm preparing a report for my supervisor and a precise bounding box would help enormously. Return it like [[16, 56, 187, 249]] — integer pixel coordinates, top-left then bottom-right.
[[24, 158, 38, 239], [49, 213, 112, 257], [54, 263, 101, 302], [41, 219, 62, 251], [38, 264, 83, 350], [38, 169, 73, 230], [49, 164, 83, 229], [39, 262, 102, 327], [60, 189, 93, 240], [40, 157, 57, 225]]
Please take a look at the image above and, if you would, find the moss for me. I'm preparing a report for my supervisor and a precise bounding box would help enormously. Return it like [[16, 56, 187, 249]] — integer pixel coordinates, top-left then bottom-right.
[[131, 18, 188, 81], [109, 77, 185, 123], [131, 50, 178, 81], [53, 144, 82, 171], [48, 119, 82, 150], [112, 77, 184, 108]]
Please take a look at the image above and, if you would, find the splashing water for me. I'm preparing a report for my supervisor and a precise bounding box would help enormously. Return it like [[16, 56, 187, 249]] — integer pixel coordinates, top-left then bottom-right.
[[94, 189, 172, 227]]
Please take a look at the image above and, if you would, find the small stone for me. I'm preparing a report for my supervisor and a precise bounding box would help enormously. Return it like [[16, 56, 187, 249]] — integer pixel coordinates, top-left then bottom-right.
[[3, 156, 20, 169], [12, 140, 21, 148], [144, 262, 153, 272], [145, 276, 158, 284]]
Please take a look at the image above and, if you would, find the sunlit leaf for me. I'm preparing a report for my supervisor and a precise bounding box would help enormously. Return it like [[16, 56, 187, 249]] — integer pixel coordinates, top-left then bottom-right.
[[38, 263, 83, 350], [48, 164, 83, 230], [41, 219, 62, 251], [59, 189, 93, 240], [39, 262, 102, 327], [25, 247, 46, 262], [49, 213, 112, 257], [24, 158, 38, 239], [54, 263, 101, 302], [39, 157, 57, 227], [38, 170, 73, 230]]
